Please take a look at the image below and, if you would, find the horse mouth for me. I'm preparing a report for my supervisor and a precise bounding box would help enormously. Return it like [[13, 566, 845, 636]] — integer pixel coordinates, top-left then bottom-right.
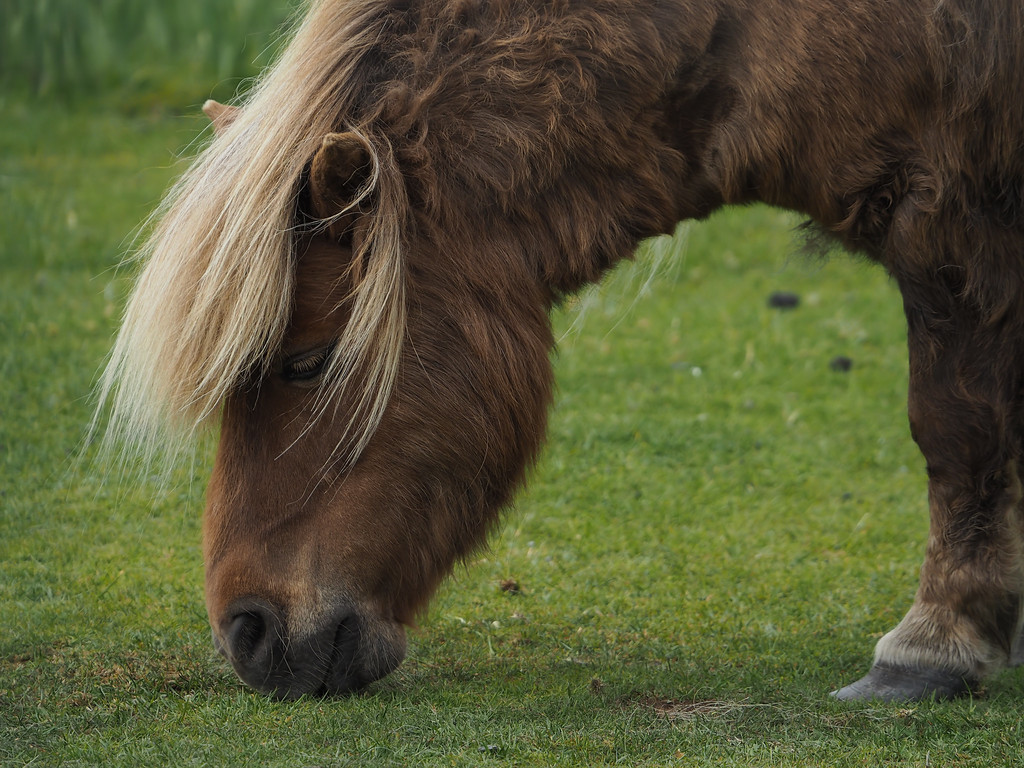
[[213, 598, 407, 699]]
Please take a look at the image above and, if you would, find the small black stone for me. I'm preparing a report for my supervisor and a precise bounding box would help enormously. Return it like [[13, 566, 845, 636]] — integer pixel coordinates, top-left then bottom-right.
[[767, 291, 800, 309], [829, 355, 853, 372]]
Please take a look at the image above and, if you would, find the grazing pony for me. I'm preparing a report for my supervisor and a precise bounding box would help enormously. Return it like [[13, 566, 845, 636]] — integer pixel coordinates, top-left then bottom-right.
[[101, 0, 1024, 701]]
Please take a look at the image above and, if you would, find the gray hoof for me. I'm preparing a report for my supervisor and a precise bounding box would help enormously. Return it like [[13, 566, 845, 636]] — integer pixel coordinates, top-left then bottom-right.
[[831, 662, 975, 702]]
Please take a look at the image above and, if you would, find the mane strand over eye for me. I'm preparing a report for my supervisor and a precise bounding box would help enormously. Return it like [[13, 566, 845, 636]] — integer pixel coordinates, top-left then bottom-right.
[[92, 0, 409, 470]]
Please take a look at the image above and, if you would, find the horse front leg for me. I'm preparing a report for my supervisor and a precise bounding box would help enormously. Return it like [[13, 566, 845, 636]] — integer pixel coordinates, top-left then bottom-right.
[[835, 301, 1024, 701]]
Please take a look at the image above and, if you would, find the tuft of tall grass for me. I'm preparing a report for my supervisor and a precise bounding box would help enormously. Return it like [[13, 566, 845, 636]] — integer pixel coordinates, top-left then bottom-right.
[[1, 0, 296, 106]]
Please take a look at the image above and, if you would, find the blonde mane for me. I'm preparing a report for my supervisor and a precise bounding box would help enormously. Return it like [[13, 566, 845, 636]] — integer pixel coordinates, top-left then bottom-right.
[[97, 0, 406, 468]]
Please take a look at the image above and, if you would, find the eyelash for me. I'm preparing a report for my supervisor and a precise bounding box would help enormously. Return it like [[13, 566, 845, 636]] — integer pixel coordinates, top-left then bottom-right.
[[282, 347, 332, 382]]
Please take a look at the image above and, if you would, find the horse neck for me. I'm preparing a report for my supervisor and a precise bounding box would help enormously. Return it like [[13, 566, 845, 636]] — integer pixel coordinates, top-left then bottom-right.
[[395, 0, 955, 295]]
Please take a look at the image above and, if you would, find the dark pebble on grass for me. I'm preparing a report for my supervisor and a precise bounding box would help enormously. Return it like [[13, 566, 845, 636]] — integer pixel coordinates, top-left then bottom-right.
[[829, 355, 853, 372], [768, 291, 800, 309]]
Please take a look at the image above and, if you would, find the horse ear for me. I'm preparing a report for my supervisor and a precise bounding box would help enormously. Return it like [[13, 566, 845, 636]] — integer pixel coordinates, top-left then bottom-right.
[[202, 99, 241, 135], [308, 132, 373, 222]]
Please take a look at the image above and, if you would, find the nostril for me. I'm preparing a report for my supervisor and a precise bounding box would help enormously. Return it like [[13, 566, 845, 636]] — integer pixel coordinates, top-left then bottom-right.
[[333, 615, 361, 665], [221, 598, 283, 670], [227, 610, 267, 662]]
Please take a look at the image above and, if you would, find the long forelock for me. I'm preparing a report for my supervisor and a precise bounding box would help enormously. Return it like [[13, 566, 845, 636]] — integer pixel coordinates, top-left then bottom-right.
[[96, 0, 407, 468]]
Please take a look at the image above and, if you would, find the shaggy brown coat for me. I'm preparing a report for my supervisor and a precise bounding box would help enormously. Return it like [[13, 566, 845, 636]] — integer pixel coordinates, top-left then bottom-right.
[[107, 0, 1024, 700]]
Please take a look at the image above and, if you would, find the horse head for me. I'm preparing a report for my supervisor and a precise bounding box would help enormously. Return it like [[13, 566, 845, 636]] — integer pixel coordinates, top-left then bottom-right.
[[198, 103, 553, 698]]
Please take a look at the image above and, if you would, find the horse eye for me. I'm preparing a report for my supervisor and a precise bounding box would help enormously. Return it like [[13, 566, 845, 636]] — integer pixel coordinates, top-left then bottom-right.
[[282, 346, 332, 382]]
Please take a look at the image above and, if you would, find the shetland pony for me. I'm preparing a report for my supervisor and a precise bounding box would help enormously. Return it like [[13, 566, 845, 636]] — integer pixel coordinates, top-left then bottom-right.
[[102, 0, 1024, 700]]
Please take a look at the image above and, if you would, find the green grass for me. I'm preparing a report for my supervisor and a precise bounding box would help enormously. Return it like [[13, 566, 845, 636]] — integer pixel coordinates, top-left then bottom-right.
[[1, 0, 295, 108], [4, 24, 1024, 766]]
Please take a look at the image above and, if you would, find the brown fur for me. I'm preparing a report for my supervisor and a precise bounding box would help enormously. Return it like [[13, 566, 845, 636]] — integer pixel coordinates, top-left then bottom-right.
[[120, 0, 1024, 698]]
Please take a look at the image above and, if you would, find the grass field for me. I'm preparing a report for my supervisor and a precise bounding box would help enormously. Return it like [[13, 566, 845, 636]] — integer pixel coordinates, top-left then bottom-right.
[[2, 0, 296, 107], [4, 5, 1024, 767]]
